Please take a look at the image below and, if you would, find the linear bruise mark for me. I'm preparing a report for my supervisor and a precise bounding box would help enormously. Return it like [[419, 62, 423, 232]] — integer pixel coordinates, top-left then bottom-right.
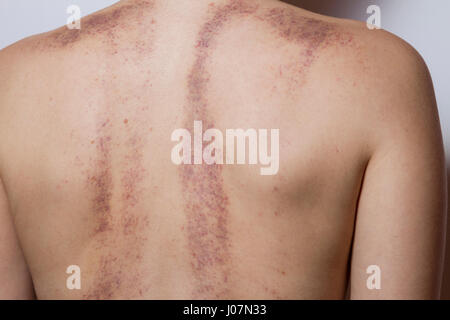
[[88, 118, 114, 234], [182, 0, 259, 299], [37, 0, 155, 49], [120, 132, 148, 236], [258, 7, 354, 90], [83, 115, 151, 300], [182, 1, 354, 298], [83, 254, 121, 300], [263, 8, 333, 68], [74, 1, 157, 300]]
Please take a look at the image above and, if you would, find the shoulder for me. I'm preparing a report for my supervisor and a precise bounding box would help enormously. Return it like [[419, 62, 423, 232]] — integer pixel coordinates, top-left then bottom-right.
[[0, 1, 121, 100], [345, 22, 439, 147], [0, 0, 151, 57], [270, 5, 442, 155], [265, 1, 432, 89], [341, 24, 443, 168], [247, 2, 430, 94], [309, 15, 439, 149], [0, 37, 36, 105]]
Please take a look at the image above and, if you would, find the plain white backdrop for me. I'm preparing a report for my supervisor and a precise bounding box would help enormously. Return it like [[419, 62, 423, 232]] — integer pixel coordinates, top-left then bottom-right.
[[0, 0, 449, 297]]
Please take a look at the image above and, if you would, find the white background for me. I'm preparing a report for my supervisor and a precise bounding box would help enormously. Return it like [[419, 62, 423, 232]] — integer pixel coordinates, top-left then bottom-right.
[[1, 0, 449, 298]]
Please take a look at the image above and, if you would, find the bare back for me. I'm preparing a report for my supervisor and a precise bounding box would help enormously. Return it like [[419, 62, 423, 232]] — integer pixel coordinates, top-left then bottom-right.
[[0, 0, 445, 300]]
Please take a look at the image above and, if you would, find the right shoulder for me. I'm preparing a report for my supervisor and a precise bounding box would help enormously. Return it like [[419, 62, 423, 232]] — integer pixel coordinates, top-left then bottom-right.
[[314, 16, 440, 155]]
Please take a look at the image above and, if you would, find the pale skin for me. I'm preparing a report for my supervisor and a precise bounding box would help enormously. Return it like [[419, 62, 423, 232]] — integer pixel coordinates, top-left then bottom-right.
[[0, 0, 447, 299]]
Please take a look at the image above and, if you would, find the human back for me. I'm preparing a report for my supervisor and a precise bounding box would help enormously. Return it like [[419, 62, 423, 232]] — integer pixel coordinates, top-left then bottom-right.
[[0, 0, 443, 300]]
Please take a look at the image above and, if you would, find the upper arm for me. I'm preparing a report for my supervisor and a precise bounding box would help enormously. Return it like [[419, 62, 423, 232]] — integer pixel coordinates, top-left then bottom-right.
[[349, 31, 447, 299], [0, 45, 35, 300]]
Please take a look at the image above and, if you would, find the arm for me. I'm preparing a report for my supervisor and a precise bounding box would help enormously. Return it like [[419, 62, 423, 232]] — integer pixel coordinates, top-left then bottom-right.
[[0, 44, 35, 300], [0, 177, 35, 299], [349, 37, 447, 299]]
